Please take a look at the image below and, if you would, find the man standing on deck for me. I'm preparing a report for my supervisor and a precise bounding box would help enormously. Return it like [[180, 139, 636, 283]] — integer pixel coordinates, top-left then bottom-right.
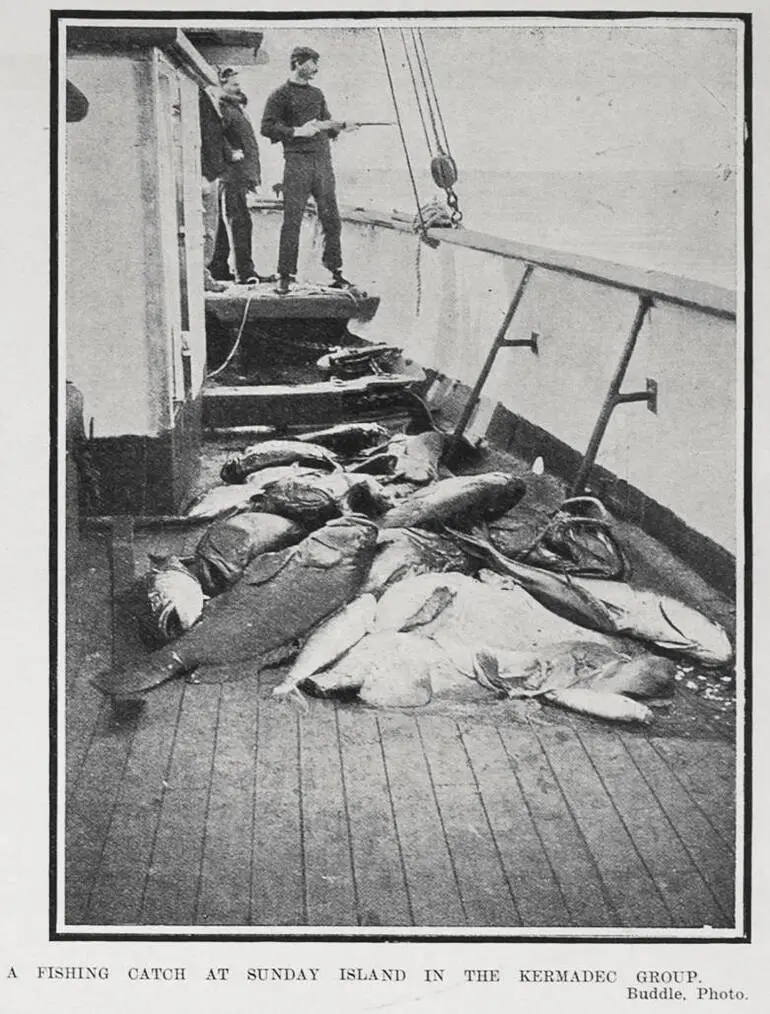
[[210, 67, 274, 286], [199, 83, 230, 292], [261, 46, 359, 295]]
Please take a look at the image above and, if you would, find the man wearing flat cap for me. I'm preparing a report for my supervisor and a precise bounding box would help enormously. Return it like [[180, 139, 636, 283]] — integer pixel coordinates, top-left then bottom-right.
[[261, 46, 358, 294], [210, 67, 274, 286]]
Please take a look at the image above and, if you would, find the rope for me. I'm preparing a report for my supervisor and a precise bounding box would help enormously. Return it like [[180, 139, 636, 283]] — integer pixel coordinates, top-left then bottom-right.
[[377, 28, 426, 234], [417, 28, 453, 158], [415, 237, 422, 317], [400, 28, 433, 157], [207, 289, 256, 379], [411, 29, 443, 154]]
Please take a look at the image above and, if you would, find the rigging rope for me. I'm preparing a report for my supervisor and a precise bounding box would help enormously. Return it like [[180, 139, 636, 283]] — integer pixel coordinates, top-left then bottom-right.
[[413, 28, 463, 225], [399, 28, 434, 158], [377, 28, 427, 235], [417, 28, 453, 158]]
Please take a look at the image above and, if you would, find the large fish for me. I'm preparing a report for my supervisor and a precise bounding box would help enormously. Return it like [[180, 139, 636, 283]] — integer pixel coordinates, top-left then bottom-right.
[[194, 512, 306, 595], [272, 594, 377, 698], [294, 422, 390, 456], [220, 439, 339, 484], [472, 641, 675, 700], [92, 516, 379, 697], [252, 472, 393, 528], [373, 572, 615, 652], [361, 527, 476, 597], [380, 472, 526, 530], [185, 484, 260, 521], [450, 528, 733, 666]]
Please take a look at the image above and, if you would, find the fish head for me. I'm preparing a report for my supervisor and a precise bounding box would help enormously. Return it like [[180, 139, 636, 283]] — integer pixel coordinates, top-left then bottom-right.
[[301, 515, 379, 570]]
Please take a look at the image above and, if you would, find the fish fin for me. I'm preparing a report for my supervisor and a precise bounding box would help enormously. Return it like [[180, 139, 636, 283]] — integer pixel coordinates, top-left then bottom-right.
[[398, 586, 457, 632], [286, 685, 311, 715], [657, 600, 691, 641]]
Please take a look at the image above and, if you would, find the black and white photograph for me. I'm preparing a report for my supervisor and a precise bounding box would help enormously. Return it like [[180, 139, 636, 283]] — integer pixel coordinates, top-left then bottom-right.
[[56, 10, 747, 939], [4, 4, 768, 1007]]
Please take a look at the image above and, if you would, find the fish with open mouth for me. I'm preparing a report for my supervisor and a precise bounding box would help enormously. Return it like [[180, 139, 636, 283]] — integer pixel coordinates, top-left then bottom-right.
[[92, 516, 379, 698], [132, 555, 205, 646]]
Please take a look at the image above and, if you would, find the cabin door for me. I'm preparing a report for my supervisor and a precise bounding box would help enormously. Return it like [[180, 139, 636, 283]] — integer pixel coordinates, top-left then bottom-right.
[[153, 51, 192, 407]]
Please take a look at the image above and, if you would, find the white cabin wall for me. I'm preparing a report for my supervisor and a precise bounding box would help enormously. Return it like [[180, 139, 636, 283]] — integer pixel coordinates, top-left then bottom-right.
[[66, 49, 207, 440], [65, 54, 162, 437]]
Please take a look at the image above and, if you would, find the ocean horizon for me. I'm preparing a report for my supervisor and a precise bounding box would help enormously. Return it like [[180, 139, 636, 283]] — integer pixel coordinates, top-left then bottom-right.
[[331, 167, 738, 289]]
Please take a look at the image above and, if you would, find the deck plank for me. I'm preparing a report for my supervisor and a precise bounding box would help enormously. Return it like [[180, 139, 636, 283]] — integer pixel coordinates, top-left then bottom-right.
[[299, 703, 357, 926], [378, 712, 465, 927], [337, 707, 412, 927], [498, 723, 616, 927], [196, 668, 260, 926], [459, 720, 571, 927], [139, 681, 221, 925], [418, 715, 520, 927], [251, 698, 305, 926], [575, 726, 728, 928], [649, 736, 737, 847], [621, 733, 735, 924], [65, 533, 112, 800], [85, 679, 186, 925], [535, 723, 672, 927]]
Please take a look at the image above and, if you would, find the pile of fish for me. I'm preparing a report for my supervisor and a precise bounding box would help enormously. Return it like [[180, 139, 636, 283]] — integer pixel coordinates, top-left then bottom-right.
[[94, 422, 734, 728]]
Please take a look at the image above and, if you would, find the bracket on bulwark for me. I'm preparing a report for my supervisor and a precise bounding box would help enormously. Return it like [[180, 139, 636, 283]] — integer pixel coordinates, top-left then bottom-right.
[[501, 331, 539, 355], [450, 263, 535, 451], [570, 293, 655, 496]]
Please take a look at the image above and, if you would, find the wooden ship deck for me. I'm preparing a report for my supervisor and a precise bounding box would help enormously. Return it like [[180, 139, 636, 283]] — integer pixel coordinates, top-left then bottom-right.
[[64, 442, 738, 934]]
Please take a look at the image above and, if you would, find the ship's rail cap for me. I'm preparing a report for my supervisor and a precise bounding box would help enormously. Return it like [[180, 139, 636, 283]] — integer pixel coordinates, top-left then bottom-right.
[[296, 202, 735, 321], [427, 227, 736, 320]]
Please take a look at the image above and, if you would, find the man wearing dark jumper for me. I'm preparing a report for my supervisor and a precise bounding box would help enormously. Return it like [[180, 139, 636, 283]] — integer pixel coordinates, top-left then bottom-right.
[[261, 46, 358, 295]]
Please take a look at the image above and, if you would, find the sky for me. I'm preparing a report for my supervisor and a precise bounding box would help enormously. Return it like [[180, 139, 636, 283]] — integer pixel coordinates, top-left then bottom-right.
[[235, 22, 740, 187]]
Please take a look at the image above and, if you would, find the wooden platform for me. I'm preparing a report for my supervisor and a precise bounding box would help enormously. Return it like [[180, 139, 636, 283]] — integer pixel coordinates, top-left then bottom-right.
[[205, 282, 380, 324], [203, 377, 425, 429], [63, 519, 739, 933]]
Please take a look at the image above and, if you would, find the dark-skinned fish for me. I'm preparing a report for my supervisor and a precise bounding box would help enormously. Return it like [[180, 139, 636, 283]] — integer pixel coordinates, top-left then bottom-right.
[[92, 516, 379, 697], [380, 472, 526, 530], [220, 439, 339, 484], [294, 422, 390, 456], [194, 512, 306, 596], [252, 472, 393, 528]]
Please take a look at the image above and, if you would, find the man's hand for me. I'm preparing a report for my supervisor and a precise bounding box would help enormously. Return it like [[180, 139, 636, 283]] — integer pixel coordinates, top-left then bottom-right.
[[230, 149, 245, 162], [293, 119, 321, 138], [341, 121, 361, 132]]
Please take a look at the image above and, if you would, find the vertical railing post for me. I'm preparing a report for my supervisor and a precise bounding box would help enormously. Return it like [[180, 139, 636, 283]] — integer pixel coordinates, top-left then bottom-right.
[[570, 293, 654, 495], [451, 263, 534, 446]]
